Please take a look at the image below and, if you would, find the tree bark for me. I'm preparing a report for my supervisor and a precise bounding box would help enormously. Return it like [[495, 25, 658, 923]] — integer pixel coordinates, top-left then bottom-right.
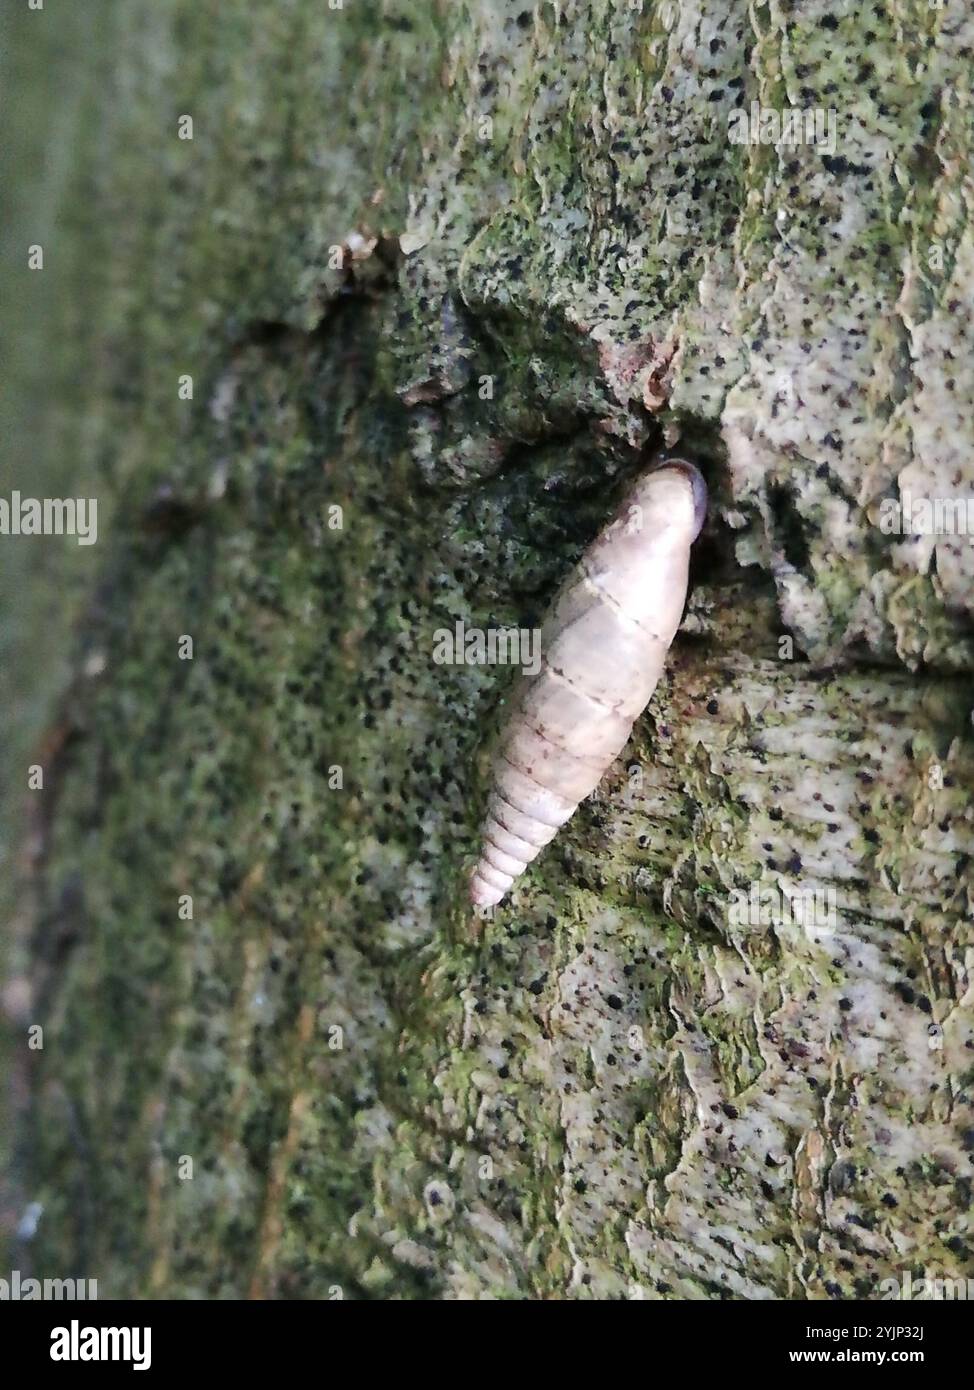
[[3, 0, 973, 1299]]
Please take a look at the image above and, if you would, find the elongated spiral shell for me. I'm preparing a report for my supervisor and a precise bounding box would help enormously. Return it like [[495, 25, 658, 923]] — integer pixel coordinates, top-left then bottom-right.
[[470, 458, 707, 907]]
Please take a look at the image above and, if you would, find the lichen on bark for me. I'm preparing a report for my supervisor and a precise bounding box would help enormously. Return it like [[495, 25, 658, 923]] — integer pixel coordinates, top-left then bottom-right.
[[3, 0, 973, 1300]]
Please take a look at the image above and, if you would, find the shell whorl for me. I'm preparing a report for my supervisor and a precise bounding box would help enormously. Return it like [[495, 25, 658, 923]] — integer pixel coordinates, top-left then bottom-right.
[[470, 458, 707, 908]]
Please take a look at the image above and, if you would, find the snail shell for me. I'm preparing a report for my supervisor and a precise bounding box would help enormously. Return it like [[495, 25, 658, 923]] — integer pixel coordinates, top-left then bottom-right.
[[470, 459, 707, 907]]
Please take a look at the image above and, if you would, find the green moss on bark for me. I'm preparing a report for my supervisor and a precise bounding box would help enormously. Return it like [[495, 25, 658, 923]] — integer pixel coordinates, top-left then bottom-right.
[[4, 0, 973, 1299]]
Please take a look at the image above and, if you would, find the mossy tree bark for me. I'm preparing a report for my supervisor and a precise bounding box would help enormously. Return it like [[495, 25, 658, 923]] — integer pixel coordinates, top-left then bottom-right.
[[3, 0, 973, 1299]]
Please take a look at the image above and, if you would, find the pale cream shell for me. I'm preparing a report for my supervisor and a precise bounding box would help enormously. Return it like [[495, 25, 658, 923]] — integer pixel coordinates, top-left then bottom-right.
[[470, 461, 705, 907]]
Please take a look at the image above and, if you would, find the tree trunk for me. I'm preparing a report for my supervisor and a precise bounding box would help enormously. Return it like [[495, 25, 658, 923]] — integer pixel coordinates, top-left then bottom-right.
[[3, 0, 973, 1300]]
